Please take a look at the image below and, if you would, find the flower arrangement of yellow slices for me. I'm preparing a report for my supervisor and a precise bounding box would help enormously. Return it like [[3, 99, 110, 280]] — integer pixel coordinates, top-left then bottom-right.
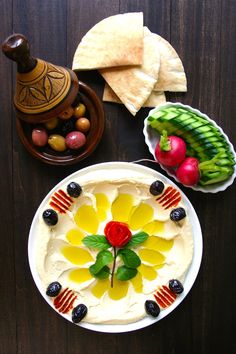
[[36, 166, 194, 325]]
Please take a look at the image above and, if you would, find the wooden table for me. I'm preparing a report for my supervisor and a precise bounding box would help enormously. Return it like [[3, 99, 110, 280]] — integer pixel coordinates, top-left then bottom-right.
[[0, 1, 235, 353]]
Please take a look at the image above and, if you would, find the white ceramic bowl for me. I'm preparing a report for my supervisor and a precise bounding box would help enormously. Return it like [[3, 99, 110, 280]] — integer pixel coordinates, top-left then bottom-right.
[[28, 162, 202, 333], [143, 102, 236, 193]]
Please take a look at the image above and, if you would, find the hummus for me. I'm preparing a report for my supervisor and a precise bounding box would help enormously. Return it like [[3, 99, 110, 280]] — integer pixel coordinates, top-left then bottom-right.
[[34, 167, 193, 325]]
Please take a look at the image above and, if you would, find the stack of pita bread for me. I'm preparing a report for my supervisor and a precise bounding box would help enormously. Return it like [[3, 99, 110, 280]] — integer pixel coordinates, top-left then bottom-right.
[[72, 12, 187, 116]]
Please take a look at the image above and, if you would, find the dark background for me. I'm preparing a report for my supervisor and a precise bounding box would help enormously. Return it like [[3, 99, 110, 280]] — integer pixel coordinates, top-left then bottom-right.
[[0, 1, 235, 353]]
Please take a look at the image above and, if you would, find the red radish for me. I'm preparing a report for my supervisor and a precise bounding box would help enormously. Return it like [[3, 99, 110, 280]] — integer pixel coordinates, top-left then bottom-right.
[[155, 130, 186, 167], [176, 157, 200, 186]]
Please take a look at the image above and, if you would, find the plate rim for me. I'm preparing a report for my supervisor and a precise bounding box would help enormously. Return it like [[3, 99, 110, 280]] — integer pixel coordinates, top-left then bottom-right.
[[28, 161, 203, 333]]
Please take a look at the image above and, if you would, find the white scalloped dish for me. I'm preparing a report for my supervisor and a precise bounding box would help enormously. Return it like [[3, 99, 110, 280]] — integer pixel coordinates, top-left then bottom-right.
[[143, 102, 236, 193]]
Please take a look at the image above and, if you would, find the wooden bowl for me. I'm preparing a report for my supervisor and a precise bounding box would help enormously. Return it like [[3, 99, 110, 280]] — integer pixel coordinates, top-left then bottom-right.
[[16, 81, 105, 165]]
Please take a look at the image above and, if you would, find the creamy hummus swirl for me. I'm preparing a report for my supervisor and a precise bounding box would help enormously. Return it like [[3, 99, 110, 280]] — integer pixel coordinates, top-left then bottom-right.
[[35, 168, 193, 324]]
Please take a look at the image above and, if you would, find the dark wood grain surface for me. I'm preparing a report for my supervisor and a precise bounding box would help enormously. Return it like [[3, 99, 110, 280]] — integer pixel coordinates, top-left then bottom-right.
[[0, 1, 235, 353]]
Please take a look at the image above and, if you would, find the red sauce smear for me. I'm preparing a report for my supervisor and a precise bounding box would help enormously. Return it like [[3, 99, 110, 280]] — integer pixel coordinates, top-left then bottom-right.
[[154, 285, 177, 309], [49, 189, 73, 214], [156, 186, 181, 209], [53, 288, 77, 314]]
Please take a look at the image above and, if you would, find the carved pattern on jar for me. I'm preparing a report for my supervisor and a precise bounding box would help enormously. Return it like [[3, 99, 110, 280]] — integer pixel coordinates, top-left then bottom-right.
[[14, 59, 71, 114]]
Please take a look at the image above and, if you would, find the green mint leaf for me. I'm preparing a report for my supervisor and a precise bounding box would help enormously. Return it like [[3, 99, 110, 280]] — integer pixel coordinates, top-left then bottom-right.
[[116, 265, 137, 281], [82, 235, 110, 250], [89, 250, 113, 275], [117, 248, 141, 268], [125, 231, 149, 248], [89, 265, 110, 279]]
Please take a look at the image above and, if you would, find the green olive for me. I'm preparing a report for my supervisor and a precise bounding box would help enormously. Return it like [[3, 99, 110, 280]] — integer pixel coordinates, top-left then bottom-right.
[[74, 103, 86, 118], [44, 117, 59, 130], [58, 106, 74, 120], [48, 134, 67, 152], [75, 117, 90, 133]]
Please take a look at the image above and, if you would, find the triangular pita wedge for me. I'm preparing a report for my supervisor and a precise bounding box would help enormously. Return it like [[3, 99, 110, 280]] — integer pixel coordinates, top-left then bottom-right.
[[72, 12, 143, 70], [146, 29, 187, 92], [100, 27, 160, 116], [103, 82, 166, 108]]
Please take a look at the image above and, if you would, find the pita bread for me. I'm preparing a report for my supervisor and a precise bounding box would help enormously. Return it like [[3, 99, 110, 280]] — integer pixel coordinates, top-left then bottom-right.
[[148, 30, 187, 92], [103, 82, 166, 108], [100, 27, 160, 115], [72, 13, 143, 70]]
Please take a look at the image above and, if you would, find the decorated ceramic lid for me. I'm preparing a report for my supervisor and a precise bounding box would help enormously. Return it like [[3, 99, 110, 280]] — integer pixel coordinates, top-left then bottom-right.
[[2, 33, 79, 123]]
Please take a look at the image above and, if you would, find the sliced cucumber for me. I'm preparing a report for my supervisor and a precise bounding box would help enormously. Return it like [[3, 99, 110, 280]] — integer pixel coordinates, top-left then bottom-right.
[[148, 106, 236, 183]]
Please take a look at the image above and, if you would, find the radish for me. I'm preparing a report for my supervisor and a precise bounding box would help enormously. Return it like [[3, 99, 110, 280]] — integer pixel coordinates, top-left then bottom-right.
[[176, 157, 200, 186], [155, 130, 186, 167]]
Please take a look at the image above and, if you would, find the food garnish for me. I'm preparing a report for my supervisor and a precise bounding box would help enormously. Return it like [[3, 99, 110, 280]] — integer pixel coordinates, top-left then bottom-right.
[[67, 182, 82, 198], [149, 180, 165, 195], [49, 189, 73, 214], [42, 209, 58, 226], [156, 186, 181, 209], [169, 279, 184, 294], [82, 221, 148, 287], [72, 304, 88, 323], [53, 288, 77, 314], [170, 207, 186, 222], [46, 281, 62, 297], [154, 285, 177, 309], [145, 300, 160, 318]]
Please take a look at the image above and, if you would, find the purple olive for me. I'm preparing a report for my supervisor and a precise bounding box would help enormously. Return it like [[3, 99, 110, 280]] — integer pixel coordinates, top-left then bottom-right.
[[32, 127, 48, 147], [65, 131, 86, 150]]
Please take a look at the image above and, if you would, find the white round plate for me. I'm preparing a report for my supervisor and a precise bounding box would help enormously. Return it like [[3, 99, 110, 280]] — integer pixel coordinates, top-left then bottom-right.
[[143, 102, 236, 193], [28, 161, 203, 333]]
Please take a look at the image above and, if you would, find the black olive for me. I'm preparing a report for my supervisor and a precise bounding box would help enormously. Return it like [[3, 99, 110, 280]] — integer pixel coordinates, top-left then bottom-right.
[[145, 300, 160, 318], [149, 180, 165, 196], [72, 304, 88, 323], [46, 281, 62, 297], [60, 119, 75, 136], [67, 182, 82, 198], [170, 207, 186, 221], [169, 279, 184, 294], [42, 209, 58, 226]]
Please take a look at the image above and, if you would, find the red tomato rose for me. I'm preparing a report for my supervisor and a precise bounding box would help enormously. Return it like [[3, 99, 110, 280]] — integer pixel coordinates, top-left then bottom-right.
[[104, 221, 132, 247]]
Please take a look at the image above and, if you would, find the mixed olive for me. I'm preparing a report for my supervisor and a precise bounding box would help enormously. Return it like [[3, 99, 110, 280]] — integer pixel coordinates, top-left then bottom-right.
[[42, 209, 58, 226], [31, 99, 90, 153], [149, 180, 165, 196], [67, 182, 82, 198], [72, 304, 88, 323], [145, 300, 160, 318], [169, 279, 184, 294], [170, 207, 186, 221], [46, 281, 62, 297]]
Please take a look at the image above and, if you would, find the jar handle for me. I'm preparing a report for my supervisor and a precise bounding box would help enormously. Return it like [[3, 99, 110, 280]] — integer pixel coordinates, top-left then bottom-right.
[[2, 33, 37, 73]]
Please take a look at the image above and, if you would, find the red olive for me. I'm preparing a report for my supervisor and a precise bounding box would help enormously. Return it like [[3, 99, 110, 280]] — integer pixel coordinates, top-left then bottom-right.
[[65, 131, 86, 150], [32, 127, 48, 147]]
